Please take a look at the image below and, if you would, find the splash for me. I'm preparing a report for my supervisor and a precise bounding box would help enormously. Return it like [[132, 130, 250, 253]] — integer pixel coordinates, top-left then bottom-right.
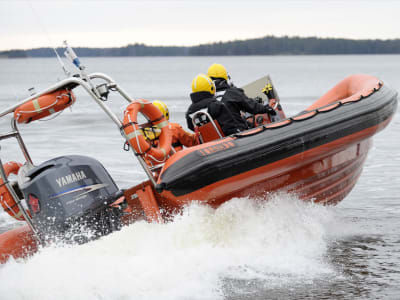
[[0, 193, 338, 300]]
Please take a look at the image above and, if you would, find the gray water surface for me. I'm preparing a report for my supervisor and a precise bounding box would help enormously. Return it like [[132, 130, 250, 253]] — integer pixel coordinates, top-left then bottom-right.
[[0, 55, 399, 300]]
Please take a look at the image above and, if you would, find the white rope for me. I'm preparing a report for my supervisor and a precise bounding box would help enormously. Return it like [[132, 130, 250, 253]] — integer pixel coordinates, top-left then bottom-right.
[[146, 151, 167, 164], [38, 110, 64, 122]]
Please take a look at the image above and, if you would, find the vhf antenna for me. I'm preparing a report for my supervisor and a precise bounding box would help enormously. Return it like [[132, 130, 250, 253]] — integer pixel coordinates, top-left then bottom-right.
[[26, 0, 70, 77], [55, 48, 71, 77], [63, 41, 101, 97]]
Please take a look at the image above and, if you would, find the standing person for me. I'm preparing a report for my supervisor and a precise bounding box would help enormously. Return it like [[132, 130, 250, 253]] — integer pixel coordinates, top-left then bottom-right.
[[207, 63, 277, 130], [185, 74, 240, 136]]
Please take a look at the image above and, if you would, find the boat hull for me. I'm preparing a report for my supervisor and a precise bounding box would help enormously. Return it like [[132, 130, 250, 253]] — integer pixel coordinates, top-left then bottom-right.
[[0, 74, 397, 263], [156, 77, 397, 209], [0, 225, 37, 264]]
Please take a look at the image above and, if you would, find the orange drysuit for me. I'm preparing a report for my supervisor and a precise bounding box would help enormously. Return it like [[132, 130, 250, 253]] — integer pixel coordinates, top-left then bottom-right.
[[143, 122, 198, 151], [169, 122, 198, 150]]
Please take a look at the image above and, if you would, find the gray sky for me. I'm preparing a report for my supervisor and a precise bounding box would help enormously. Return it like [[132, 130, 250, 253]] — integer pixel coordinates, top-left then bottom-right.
[[1, 0, 399, 51]]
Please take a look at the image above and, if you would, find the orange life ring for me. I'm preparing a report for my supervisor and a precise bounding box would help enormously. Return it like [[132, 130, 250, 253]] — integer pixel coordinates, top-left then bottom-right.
[[0, 161, 27, 221], [14, 89, 76, 124], [122, 99, 172, 164]]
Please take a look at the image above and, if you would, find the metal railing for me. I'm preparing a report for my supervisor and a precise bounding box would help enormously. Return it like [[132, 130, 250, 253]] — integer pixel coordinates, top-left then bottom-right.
[[0, 70, 163, 241], [191, 111, 223, 143]]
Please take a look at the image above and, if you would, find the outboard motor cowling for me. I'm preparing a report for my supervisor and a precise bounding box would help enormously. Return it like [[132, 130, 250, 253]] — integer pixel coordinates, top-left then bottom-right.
[[20, 155, 123, 242]]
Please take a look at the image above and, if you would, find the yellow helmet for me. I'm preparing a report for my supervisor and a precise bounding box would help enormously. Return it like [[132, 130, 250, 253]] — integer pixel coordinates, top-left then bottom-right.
[[207, 64, 228, 80], [153, 100, 169, 120], [191, 74, 215, 94]]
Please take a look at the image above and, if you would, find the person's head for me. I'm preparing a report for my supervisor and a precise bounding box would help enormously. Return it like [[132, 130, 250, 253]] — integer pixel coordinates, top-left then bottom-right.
[[191, 74, 216, 95], [153, 100, 169, 120], [207, 64, 228, 81]]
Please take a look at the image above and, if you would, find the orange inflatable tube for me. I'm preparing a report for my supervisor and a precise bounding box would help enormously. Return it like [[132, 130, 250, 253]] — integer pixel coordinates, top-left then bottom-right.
[[0, 225, 37, 263], [306, 74, 381, 111], [124, 181, 164, 223]]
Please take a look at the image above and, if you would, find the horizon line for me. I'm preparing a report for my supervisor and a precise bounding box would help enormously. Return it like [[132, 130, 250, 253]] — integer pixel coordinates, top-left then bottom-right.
[[2, 35, 400, 52]]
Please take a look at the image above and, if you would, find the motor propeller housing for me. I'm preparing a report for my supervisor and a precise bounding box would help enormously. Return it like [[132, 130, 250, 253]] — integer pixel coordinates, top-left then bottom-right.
[[20, 155, 123, 243]]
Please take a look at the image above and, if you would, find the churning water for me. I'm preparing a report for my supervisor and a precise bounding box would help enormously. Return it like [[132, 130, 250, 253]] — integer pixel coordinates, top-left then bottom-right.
[[0, 55, 399, 299]]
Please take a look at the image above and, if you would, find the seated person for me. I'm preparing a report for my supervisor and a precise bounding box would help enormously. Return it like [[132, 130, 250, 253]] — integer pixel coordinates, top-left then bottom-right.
[[185, 74, 241, 136], [207, 63, 277, 130], [142, 100, 198, 151]]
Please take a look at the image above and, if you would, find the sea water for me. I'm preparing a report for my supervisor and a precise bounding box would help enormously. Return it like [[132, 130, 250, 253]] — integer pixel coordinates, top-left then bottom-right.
[[0, 55, 399, 299]]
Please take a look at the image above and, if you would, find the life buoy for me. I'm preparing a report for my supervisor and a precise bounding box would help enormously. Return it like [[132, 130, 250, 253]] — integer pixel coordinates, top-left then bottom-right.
[[14, 89, 76, 124], [122, 99, 172, 164], [0, 161, 27, 221]]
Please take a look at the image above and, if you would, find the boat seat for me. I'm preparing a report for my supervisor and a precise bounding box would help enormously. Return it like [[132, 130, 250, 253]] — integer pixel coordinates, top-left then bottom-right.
[[192, 111, 225, 143]]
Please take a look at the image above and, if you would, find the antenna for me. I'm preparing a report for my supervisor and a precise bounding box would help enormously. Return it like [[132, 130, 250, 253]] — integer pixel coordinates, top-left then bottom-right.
[[54, 49, 71, 77], [26, 0, 71, 77], [64, 41, 101, 97]]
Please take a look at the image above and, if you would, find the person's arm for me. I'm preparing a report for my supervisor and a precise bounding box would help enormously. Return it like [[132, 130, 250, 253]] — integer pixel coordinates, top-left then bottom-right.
[[173, 123, 198, 147], [232, 88, 276, 115], [235, 89, 269, 114]]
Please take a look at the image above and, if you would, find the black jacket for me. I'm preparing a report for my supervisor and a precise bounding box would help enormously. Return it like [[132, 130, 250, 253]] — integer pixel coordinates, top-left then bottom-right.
[[215, 80, 269, 131], [185, 91, 240, 136]]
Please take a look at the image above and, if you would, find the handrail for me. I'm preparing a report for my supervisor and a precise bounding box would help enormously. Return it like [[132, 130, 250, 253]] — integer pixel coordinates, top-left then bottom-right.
[[191, 111, 223, 142], [0, 132, 19, 141], [0, 73, 158, 187], [0, 75, 122, 128], [11, 119, 33, 165], [89, 73, 133, 103]]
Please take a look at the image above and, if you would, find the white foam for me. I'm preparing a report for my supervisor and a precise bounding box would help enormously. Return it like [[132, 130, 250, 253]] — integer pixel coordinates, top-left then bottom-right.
[[0, 193, 339, 300]]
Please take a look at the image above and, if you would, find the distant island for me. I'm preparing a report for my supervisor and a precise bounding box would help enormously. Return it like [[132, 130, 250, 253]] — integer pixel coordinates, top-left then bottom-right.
[[2, 36, 400, 58]]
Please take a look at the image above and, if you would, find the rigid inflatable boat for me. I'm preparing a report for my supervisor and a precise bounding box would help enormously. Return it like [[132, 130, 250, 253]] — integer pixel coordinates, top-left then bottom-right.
[[0, 45, 397, 263], [154, 75, 397, 206]]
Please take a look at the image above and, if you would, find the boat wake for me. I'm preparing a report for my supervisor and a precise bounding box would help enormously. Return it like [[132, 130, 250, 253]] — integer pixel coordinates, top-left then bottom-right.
[[0, 193, 341, 300]]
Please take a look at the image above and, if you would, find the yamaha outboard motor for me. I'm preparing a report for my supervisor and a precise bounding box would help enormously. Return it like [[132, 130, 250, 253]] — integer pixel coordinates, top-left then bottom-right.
[[19, 155, 124, 243]]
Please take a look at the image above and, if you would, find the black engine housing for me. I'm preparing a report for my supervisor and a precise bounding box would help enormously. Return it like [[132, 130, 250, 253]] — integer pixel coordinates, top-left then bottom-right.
[[20, 155, 123, 242]]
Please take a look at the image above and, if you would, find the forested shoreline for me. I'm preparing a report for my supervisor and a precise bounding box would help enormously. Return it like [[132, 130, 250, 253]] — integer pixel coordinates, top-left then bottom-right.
[[2, 36, 400, 58]]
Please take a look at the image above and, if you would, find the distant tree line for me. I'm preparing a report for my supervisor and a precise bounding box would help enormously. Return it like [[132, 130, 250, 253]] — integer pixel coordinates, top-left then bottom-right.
[[2, 36, 400, 58]]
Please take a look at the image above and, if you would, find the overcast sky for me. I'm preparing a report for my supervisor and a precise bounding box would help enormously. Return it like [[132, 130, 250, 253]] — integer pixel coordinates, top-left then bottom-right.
[[0, 0, 399, 51]]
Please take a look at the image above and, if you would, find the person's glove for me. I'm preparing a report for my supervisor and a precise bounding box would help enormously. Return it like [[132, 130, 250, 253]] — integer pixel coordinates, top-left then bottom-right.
[[262, 83, 273, 94], [262, 83, 275, 99], [264, 104, 277, 116]]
